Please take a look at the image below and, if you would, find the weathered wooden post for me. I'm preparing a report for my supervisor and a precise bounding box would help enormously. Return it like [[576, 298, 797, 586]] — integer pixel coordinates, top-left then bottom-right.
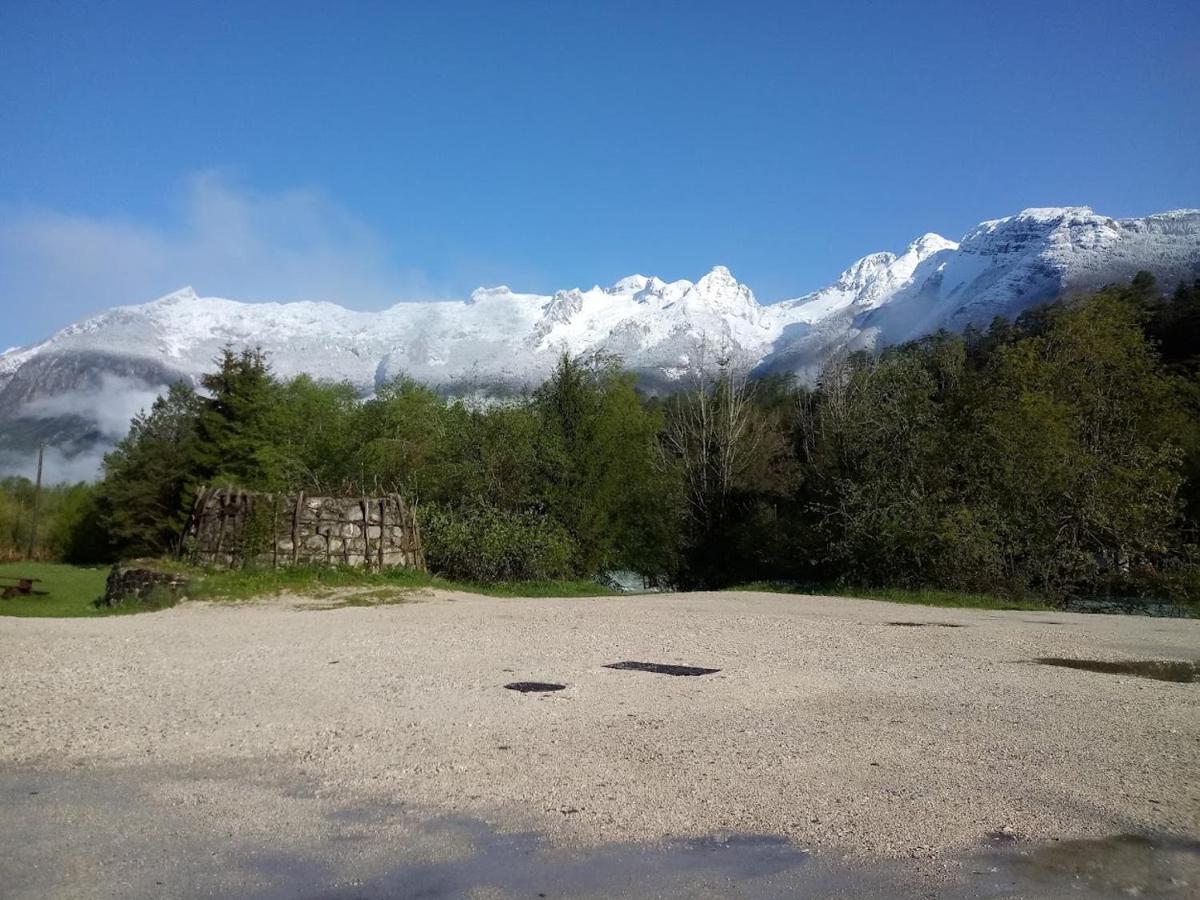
[[25, 442, 44, 560]]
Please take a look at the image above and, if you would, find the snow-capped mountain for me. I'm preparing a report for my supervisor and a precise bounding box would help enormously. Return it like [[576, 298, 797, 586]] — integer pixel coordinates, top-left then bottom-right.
[[2, 206, 1198, 479], [760, 207, 1200, 379]]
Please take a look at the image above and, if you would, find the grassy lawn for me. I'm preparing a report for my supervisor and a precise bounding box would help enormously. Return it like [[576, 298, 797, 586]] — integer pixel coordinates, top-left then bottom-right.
[[0, 561, 110, 617], [187, 564, 616, 602], [0, 560, 615, 618], [733, 580, 1052, 611], [2, 562, 1051, 618], [190, 569, 1047, 609]]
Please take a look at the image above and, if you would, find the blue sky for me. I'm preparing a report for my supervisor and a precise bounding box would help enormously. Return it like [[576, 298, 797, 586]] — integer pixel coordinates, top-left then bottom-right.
[[2, 0, 1198, 346]]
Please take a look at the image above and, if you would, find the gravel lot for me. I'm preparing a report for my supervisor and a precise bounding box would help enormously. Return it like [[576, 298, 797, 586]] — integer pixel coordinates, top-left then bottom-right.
[[1, 589, 1197, 897]]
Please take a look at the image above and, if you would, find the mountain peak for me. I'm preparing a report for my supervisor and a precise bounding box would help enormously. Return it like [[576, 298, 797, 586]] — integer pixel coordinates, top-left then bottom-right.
[[469, 285, 512, 304], [1015, 206, 1095, 221], [610, 274, 652, 293], [837, 252, 896, 288], [905, 233, 957, 257], [694, 265, 738, 289], [692, 265, 756, 306], [149, 286, 199, 306]]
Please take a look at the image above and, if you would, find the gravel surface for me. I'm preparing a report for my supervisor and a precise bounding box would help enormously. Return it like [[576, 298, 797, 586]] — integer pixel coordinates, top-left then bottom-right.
[[1, 589, 1197, 897]]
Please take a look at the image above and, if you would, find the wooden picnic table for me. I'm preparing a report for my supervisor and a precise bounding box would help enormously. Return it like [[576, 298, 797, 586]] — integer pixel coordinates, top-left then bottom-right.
[[0, 576, 47, 598]]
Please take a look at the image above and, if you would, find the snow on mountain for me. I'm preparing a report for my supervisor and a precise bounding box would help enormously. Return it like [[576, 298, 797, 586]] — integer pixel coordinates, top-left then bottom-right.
[[760, 207, 1200, 379], [772, 232, 960, 325], [1, 206, 1198, 478]]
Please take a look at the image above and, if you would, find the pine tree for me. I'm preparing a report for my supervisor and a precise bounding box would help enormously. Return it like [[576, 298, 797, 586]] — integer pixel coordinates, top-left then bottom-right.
[[97, 383, 202, 557], [191, 347, 277, 486]]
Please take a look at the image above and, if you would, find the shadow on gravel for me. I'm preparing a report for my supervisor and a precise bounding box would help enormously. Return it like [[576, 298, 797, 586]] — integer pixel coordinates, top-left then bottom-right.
[[603, 661, 721, 676], [255, 820, 1200, 900], [1035, 657, 1199, 683], [504, 682, 566, 693], [254, 820, 831, 899], [969, 833, 1200, 898], [6, 764, 1197, 899], [6, 767, 1198, 898], [885, 622, 963, 628]]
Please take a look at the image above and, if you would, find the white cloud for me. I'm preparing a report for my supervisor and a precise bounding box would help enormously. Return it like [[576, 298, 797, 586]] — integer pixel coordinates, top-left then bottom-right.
[[0, 445, 109, 485], [20, 374, 166, 440], [0, 172, 438, 346], [0, 375, 169, 483]]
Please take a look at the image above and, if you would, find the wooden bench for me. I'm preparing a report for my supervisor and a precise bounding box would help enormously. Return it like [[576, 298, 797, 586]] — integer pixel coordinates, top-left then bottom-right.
[[0, 576, 48, 598]]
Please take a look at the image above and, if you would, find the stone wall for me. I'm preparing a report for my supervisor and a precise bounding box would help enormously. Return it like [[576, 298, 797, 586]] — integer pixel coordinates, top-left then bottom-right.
[[186, 487, 425, 571]]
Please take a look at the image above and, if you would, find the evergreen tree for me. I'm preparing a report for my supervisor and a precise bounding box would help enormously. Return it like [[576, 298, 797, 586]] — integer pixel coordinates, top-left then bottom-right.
[[191, 347, 277, 486], [536, 354, 678, 576], [96, 382, 202, 557]]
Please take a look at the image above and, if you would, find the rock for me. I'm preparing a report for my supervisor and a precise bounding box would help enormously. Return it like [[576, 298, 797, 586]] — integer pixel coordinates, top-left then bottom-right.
[[103, 562, 189, 607]]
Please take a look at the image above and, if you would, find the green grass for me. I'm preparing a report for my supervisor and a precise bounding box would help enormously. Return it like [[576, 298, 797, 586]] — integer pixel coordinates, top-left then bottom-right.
[[185, 563, 616, 603], [6, 562, 1047, 618], [185, 564, 436, 601], [0, 560, 617, 617], [0, 561, 109, 617], [447, 579, 618, 598], [733, 580, 1052, 611]]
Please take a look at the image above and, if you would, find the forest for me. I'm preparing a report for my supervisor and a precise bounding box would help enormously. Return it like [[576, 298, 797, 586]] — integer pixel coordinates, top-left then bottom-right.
[[3, 274, 1198, 604]]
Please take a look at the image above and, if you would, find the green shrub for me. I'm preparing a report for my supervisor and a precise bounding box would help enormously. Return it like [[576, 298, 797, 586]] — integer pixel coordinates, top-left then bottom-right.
[[1098, 547, 1200, 607], [131, 583, 182, 611], [420, 503, 576, 582]]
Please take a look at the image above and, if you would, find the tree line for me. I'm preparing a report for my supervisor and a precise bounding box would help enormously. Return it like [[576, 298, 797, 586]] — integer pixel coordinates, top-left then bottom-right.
[[5, 274, 1198, 602]]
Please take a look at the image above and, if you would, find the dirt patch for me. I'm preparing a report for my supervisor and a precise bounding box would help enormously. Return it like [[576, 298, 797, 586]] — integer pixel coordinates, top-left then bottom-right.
[[292, 588, 424, 611]]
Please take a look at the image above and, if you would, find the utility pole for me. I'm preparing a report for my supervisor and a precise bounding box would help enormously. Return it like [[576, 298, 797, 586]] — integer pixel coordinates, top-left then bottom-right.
[[26, 442, 45, 560]]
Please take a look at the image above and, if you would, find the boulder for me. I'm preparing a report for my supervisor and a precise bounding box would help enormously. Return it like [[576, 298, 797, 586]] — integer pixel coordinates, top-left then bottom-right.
[[103, 562, 189, 607]]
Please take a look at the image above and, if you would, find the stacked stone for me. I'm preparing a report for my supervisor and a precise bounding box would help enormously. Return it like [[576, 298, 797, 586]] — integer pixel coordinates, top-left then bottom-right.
[[103, 563, 189, 607], [187, 488, 425, 572]]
